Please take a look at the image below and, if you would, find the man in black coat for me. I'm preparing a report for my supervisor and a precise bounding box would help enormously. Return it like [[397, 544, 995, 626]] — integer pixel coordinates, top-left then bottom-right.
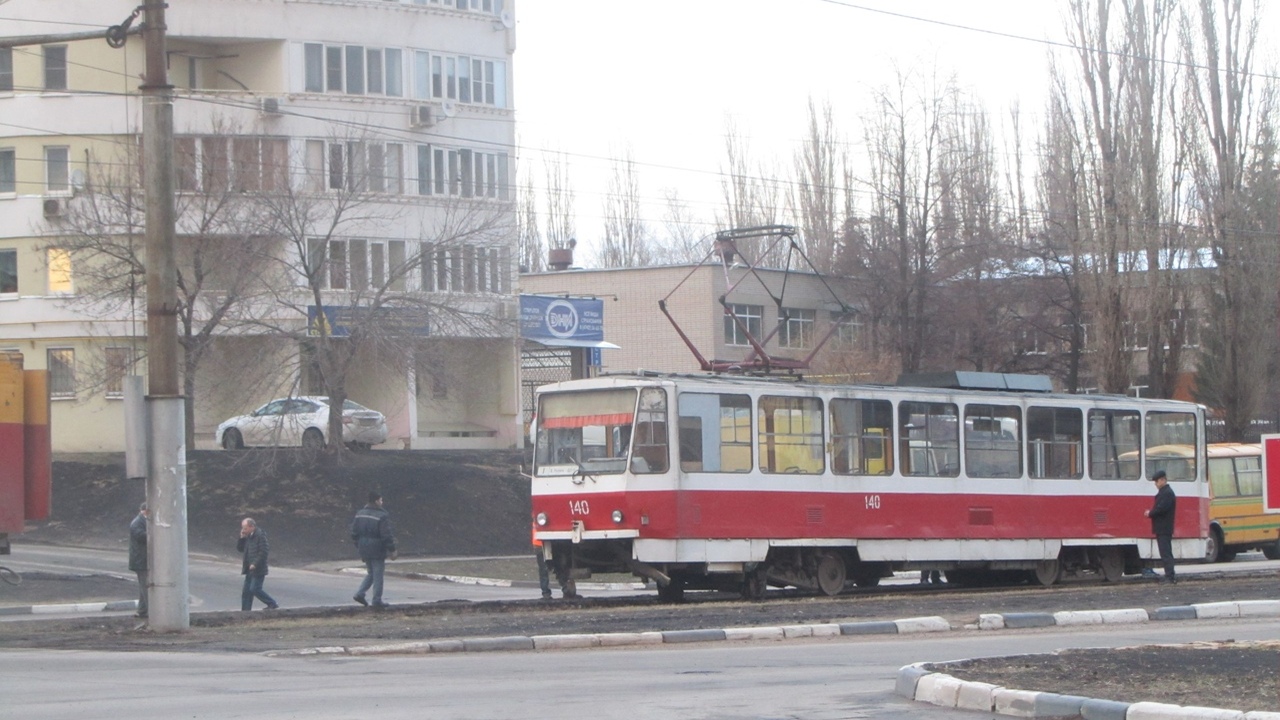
[[128, 502, 149, 618], [1144, 469, 1177, 583], [351, 491, 397, 607], [237, 518, 279, 610]]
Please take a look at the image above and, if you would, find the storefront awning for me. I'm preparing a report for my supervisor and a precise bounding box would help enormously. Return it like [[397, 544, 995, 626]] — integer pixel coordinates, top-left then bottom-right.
[[526, 338, 620, 349]]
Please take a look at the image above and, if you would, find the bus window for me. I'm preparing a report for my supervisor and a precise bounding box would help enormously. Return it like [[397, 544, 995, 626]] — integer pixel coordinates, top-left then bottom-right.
[[535, 388, 637, 475], [899, 401, 959, 477], [964, 404, 1022, 478], [1027, 406, 1083, 479], [1145, 411, 1197, 481], [758, 395, 823, 474], [1208, 457, 1238, 498], [1236, 455, 1263, 496], [631, 388, 669, 474], [830, 398, 893, 475], [1088, 409, 1141, 479], [678, 393, 752, 472]]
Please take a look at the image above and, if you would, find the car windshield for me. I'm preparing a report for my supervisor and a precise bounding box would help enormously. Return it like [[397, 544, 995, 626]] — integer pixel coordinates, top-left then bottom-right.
[[318, 398, 373, 412]]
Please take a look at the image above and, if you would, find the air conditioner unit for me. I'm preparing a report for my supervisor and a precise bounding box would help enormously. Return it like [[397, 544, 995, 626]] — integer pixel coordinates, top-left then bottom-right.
[[260, 97, 283, 115], [410, 104, 435, 128], [43, 197, 64, 218]]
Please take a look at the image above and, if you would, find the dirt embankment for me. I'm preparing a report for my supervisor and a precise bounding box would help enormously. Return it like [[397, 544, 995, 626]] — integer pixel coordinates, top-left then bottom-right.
[[21, 450, 533, 565]]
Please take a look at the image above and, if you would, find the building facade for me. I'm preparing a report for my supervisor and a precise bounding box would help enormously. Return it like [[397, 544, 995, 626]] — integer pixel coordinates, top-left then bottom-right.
[[0, 0, 521, 451]]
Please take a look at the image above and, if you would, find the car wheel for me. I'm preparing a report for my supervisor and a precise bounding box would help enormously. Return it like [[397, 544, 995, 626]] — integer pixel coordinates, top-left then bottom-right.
[[1263, 541, 1280, 561], [221, 429, 244, 450], [301, 428, 325, 450]]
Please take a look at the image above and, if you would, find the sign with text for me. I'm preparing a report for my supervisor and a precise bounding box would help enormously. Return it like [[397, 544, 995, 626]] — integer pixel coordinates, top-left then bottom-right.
[[520, 295, 605, 343], [307, 305, 430, 338], [1263, 435, 1280, 514]]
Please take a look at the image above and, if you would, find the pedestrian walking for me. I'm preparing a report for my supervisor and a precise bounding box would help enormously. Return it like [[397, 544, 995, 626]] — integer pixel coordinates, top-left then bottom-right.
[[351, 491, 396, 607], [128, 502, 149, 618], [1144, 469, 1177, 583], [533, 519, 552, 599], [237, 518, 279, 610]]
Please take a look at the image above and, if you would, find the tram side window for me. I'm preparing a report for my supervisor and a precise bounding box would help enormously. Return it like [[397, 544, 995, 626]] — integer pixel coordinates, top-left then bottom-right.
[[678, 392, 752, 473], [830, 398, 893, 475], [899, 401, 959, 477], [1027, 407, 1083, 479], [1145, 411, 1197, 481], [1208, 458, 1238, 498], [1087, 409, 1141, 479], [758, 395, 823, 474], [964, 404, 1022, 478], [630, 388, 669, 474]]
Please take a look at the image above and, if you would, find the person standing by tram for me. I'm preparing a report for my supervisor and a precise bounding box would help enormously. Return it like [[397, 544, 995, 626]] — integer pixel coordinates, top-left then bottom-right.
[[1144, 470, 1177, 583], [533, 518, 552, 600]]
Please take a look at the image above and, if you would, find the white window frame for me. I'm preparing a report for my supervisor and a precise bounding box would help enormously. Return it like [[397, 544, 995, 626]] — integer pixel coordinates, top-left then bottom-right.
[[0, 48, 13, 92], [45, 146, 70, 194], [0, 147, 14, 194], [43, 45, 67, 90], [0, 248, 17, 295], [779, 308, 815, 349], [724, 303, 764, 347], [46, 247, 73, 295], [104, 346, 134, 399]]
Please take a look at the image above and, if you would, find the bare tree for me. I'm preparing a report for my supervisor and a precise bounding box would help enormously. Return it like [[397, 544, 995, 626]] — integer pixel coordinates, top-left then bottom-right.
[[652, 188, 709, 264], [718, 118, 785, 266], [1181, 0, 1277, 439], [44, 126, 275, 448], [243, 132, 515, 455], [791, 98, 846, 274], [596, 149, 652, 268], [543, 151, 576, 253], [517, 153, 545, 273]]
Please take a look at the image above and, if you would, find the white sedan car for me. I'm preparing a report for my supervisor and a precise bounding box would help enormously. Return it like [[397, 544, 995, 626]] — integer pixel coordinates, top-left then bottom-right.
[[216, 396, 388, 450]]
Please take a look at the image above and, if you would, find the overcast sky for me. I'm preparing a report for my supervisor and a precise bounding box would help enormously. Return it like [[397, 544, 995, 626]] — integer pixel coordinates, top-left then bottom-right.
[[513, 0, 1276, 259]]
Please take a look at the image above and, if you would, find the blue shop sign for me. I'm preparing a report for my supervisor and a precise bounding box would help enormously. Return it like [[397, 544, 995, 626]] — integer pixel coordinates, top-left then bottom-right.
[[520, 295, 611, 345]]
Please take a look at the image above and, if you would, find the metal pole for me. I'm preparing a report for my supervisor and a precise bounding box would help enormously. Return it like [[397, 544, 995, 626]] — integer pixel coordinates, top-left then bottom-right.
[[140, 0, 189, 632]]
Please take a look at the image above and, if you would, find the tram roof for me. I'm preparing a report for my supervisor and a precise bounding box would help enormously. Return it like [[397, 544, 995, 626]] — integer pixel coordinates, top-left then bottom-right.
[[545, 370, 1200, 408]]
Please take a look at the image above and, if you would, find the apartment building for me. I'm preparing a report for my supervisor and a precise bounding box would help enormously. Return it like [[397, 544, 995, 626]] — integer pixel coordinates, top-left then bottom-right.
[[0, 0, 521, 451]]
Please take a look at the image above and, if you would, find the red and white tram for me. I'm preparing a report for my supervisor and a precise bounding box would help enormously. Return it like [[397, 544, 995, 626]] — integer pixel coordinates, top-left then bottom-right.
[[530, 371, 1208, 600]]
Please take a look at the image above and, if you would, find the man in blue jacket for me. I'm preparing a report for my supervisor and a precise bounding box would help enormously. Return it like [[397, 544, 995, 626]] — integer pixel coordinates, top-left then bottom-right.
[[351, 491, 397, 607]]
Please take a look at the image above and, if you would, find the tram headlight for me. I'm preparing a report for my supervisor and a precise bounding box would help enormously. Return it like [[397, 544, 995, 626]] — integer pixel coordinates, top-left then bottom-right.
[[535, 512, 548, 527], [611, 509, 624, 524]]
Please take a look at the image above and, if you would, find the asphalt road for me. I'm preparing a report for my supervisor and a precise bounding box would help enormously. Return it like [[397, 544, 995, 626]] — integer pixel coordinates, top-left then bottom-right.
[[4, 616, 1277, 719]]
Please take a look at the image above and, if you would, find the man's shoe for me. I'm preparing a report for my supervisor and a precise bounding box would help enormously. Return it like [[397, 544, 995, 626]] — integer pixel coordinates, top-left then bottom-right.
[[370, 601, 389, 609], [265, 604, 279, 610], [353, 595, 368, 606]]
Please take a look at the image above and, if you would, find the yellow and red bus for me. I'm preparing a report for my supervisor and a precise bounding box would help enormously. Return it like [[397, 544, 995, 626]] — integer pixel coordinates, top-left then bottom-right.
[[1205, 443, 1280, 562]]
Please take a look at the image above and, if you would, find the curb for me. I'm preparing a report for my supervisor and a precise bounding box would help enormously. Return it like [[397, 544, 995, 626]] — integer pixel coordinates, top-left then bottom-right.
[[0, 599, 138, 616], [897, 599, 1280, 718]]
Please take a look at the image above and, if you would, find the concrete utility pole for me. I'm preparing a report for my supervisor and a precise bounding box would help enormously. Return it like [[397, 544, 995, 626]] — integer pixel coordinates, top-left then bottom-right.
[[139, 0, 190, 632]]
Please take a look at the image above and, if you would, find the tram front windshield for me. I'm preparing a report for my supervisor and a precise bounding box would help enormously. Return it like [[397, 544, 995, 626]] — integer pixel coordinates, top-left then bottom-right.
[[535, 388, 636, 476]]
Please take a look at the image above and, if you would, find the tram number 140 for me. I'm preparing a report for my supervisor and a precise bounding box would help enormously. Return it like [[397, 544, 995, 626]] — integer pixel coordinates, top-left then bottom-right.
[[569, 499, 590, 515], [864, 494, 881, 510]]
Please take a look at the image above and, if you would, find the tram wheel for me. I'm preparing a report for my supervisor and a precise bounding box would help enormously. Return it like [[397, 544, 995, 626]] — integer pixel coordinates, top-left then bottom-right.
[[1033, 559, 1062, 587], [656, 577, 685, 603], [815, 553, 846, 596], [741, 568, 768, 601], [1098, 548, 1125, 583]]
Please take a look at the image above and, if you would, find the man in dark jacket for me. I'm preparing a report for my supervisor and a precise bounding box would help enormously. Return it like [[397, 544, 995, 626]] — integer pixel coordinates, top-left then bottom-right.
[[351, 491, 397, 607], [1144, 469, 1177, 583], [237, 518, 279, 610], [129, 502, 149, 618]]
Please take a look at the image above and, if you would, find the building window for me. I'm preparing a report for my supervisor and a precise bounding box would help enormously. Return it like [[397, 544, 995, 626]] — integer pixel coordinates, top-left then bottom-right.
[[48, 348, 75, 399], [0, 48, 12, 92], [0, 148, 14, 193], [724, 303, 763, 346], [831, 311, 861, 347], [45, 147, 70, 193], [305, 42, 403, 97], [43, 45, 67, 90], [176, 136, 288, 193], [105, 347, 134, 399], [47, 248, 73, 294], [779, 308, 815, 349], [0, 248, 16, 294]]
